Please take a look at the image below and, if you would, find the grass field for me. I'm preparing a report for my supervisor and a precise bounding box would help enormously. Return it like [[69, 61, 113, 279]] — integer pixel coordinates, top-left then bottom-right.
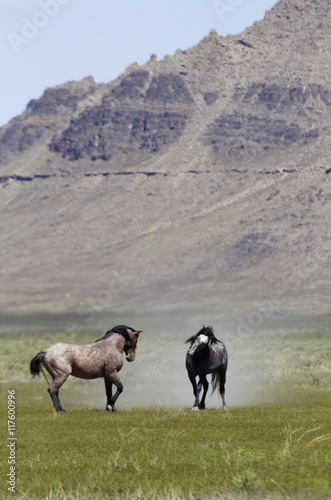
[[0, 321, 330, 499]]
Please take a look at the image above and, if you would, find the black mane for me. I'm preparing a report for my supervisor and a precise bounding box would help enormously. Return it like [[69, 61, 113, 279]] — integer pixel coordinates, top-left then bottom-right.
[[94, 325, 135, 343], [185, 325, 218, 345]]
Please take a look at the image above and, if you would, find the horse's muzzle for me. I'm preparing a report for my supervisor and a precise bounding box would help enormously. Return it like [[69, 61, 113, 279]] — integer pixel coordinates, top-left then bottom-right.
[[126, 353, 135, 362]]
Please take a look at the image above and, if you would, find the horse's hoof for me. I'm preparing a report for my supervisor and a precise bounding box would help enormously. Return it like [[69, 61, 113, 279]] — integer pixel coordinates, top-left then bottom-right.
[[192, 406, 200, 411], [106, 405, 114, 412]]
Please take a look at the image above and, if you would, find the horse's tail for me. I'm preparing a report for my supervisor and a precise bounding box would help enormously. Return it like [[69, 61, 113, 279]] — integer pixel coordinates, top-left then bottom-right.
[[30, 351, 46, 377], [211, 370, 222, 395]]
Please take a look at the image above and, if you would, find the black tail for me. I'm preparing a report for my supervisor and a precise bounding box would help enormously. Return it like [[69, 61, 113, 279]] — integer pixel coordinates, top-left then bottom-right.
[[30, 351, 45, 377]]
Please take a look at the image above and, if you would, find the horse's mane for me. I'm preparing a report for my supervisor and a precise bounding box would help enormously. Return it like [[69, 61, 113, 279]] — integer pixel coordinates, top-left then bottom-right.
[[94, 325, 134, 343], [185, 325, 218, 345]]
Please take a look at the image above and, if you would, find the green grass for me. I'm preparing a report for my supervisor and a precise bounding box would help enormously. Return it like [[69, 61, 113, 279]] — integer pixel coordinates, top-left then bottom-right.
[[0, 327, 330, 499], [0, 399, 330, 499]]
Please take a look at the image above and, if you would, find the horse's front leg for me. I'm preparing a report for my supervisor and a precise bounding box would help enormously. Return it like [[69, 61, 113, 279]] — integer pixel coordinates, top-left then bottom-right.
[[104, 377, 113, 411], [188, 371, 200, 410], [104, 372, 123, 411], [199, 375, 209, 410]]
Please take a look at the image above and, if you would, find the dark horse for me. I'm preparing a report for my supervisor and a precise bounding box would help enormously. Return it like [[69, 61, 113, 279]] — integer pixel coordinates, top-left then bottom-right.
[[30, 325, 141, 411], [185, 326, 228, 410]]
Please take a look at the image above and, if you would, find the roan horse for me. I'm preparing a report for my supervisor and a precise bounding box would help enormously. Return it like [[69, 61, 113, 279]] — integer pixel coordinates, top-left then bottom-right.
[[185, 326, 228, 410], [30, 325, 141, 411]]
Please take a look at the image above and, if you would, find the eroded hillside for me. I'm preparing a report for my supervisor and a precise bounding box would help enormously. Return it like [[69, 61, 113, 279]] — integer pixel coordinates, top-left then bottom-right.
[[0, 0, 330, 317]]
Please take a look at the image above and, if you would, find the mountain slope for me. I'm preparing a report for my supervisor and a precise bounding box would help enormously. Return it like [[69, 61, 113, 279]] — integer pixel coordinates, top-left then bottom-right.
[[0, 0, 330, 317]]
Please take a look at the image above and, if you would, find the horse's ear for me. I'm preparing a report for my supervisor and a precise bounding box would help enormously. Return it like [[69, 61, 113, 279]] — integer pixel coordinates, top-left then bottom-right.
[[134, 330, 142, 336]]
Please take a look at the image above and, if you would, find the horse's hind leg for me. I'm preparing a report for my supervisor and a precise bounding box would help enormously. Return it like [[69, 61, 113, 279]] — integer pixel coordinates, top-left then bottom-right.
[[219, 366, 227, 407], [48, 373, 69, 411], [42, 349, 72, 411]]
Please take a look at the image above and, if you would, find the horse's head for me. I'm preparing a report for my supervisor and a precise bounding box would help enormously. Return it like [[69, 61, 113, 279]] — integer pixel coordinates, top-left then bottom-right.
[[124, 329, 142, 362], [94, 325, 142, 361], [185, 325, 217, 356], [186, 333, 209, 356]]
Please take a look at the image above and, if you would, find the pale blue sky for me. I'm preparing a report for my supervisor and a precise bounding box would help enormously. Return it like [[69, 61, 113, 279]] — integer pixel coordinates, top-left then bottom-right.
[[1, 0, 277, 127]]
